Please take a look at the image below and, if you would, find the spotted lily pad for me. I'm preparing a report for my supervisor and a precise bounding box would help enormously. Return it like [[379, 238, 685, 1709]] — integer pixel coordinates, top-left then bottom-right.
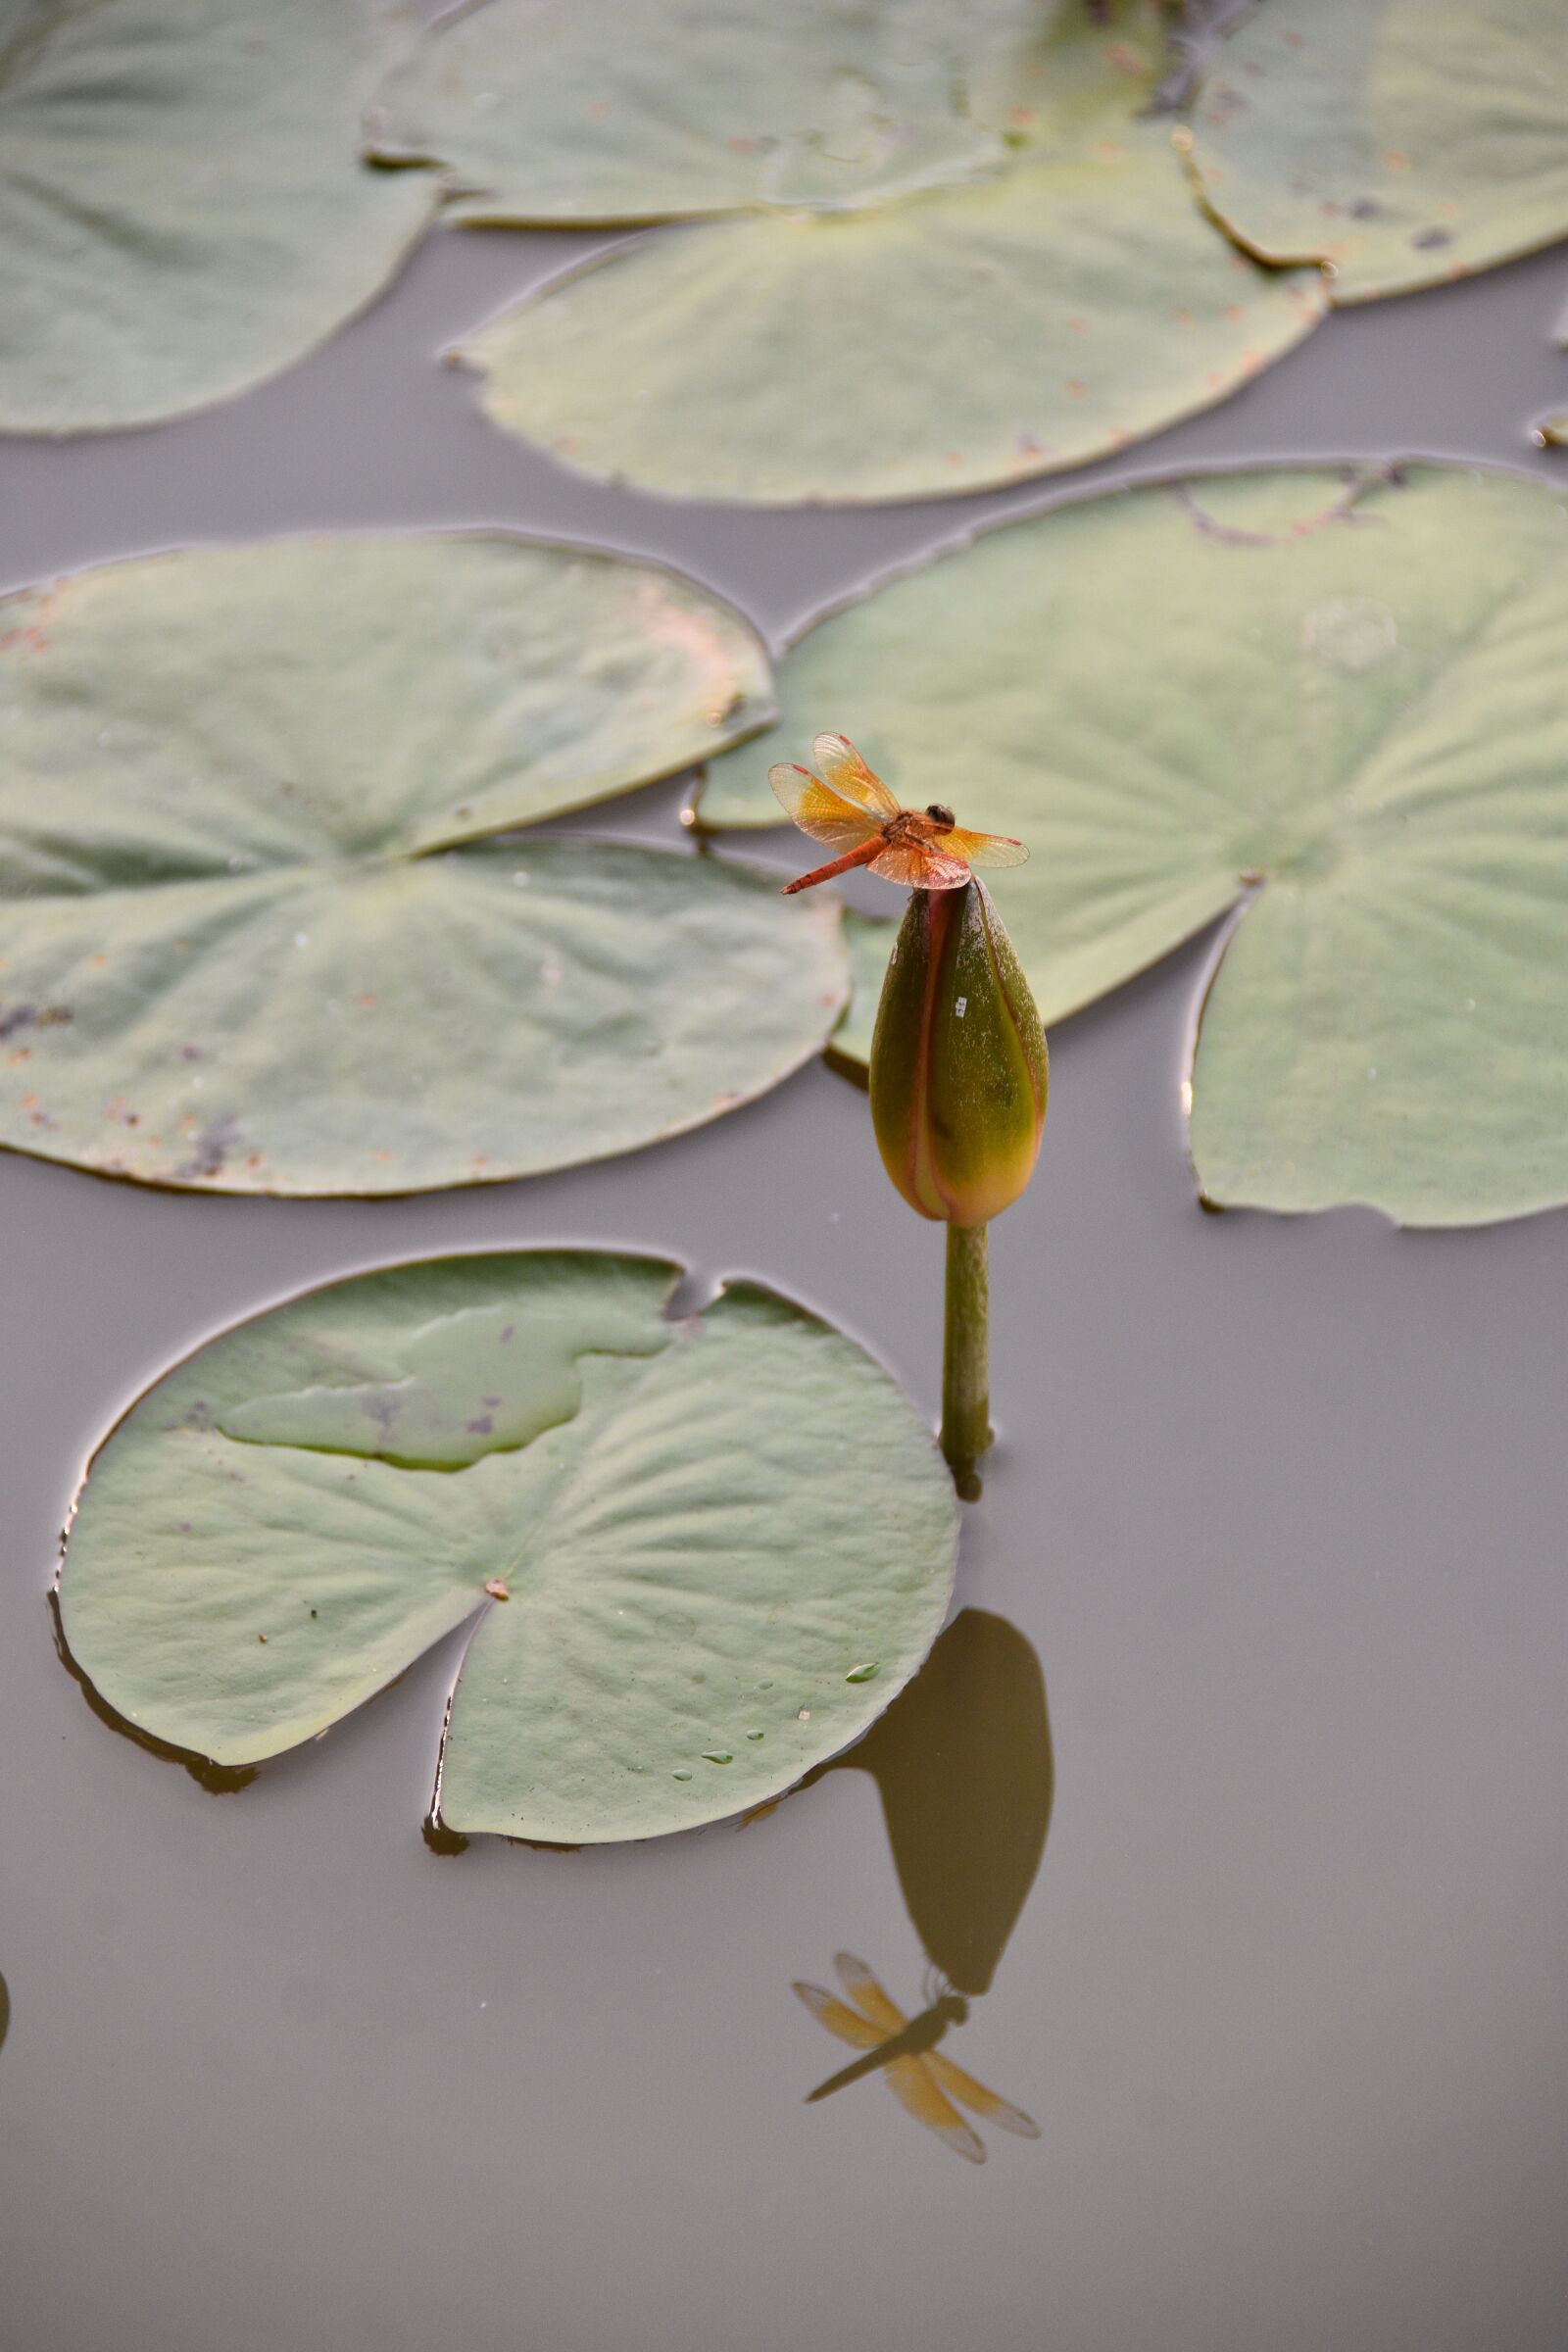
[[0, 532, 851, 1195], [58, 1251, 959, 1841], [367, 0, 1050, 221], [1186, 0, 1568, 305], [454, 7, 1326, 504], [699, 464, 1568, 1227], [0, 0, 437, 434]]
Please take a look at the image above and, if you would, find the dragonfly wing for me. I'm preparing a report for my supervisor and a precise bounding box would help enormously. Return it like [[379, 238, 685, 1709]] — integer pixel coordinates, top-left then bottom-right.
[[885, 2055, 986, 2163], [793, 1980, 885, 2051], [942, 826, 1029, 870], [832, 1953, 909, 2035], [926, 2049, 1042, 2139], [769, 763, 881, 853], [868, 837, 971, 890], [812, 734, 901, 820]]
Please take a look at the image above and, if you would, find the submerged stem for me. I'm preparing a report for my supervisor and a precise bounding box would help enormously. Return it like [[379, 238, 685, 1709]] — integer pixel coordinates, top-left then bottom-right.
[[941, 1221, 991, 1499]]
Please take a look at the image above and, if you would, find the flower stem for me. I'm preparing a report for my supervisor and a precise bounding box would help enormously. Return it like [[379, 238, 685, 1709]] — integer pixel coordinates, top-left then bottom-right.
[[942, 1221, 992, 1499]]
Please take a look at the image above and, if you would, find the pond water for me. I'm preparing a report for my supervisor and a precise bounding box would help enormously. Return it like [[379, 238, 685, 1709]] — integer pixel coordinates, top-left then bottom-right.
[[1, 226, 1566, 2352]]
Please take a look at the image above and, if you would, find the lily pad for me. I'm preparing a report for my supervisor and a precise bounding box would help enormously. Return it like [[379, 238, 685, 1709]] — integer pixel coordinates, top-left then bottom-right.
[[1186, 0, 1568, 305], [454, 18, 1326, 503], [699, 464, 1568, 1227], [0, 0, 437, 435], [367, 0, 1054, 222], [0, 532, 850, 1195], [58, 1250, 959, 1841]]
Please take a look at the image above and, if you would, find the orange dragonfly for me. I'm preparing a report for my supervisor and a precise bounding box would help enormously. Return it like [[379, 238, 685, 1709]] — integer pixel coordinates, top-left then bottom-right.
[[770, 734, 1027, 896], [793, 1951, 1040, 2165]]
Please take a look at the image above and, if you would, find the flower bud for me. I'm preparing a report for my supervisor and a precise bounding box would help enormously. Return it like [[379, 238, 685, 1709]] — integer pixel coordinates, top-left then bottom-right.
[[869, 880, 1047, 1227]]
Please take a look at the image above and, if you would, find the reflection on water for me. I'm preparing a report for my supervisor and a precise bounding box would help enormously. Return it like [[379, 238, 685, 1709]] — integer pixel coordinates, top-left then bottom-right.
[[789, 1606, 1054, 1992], [789, 1609, 1054, 2161], [795, 1951, 1041, 2165]]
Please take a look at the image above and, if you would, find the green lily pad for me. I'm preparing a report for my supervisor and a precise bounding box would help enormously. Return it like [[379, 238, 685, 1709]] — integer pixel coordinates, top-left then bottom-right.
[[1186, 0, 1568, 305], [699, 464, 1568, 1228], [0, 532, 850, 1195], [0, 0, 437, 435], [366, 0, 1056, 222], [454, 24, 1326, 503], [58, 1250, 959, 1841]]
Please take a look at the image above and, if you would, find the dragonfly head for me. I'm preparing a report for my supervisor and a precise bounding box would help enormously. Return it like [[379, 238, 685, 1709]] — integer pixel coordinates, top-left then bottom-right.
[[935, 1991, 970, 2028], [924, 802, 956, 829]]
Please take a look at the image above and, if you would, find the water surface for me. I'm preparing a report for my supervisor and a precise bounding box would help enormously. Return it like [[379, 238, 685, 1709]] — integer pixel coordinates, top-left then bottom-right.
[[1, 226, 1566, 2352]]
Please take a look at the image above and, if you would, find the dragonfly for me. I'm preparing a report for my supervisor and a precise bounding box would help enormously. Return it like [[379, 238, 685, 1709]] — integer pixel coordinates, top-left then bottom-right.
[[793, 1951, 1040, 2165], [770, 734, 1028, 896]]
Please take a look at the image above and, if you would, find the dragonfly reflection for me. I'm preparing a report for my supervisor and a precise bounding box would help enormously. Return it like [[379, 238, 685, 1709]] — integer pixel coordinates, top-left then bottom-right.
[[794, 1949, 1040, 2165]]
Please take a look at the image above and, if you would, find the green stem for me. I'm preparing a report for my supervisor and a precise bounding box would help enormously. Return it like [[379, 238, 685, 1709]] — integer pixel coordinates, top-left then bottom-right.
[[942, 1221, 992, 1498]]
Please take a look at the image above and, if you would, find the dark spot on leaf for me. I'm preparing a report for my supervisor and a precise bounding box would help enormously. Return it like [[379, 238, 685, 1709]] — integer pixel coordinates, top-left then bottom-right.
[[0, 1002, 72, 1041], [1410, 226, 1453, 250], [173, 1113, 242, 1182], [466, 1414, 494, 1435]]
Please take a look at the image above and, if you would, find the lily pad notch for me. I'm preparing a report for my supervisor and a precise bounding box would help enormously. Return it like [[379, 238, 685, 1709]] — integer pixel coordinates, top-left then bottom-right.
[[57, 1250, 960, 1843], [696, 461, 1568, 1228], [1185, 0, 1568, 307]]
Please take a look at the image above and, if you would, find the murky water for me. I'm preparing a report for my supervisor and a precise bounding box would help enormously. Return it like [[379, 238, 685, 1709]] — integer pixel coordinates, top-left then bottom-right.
[[2, 227, 1566, 2352]]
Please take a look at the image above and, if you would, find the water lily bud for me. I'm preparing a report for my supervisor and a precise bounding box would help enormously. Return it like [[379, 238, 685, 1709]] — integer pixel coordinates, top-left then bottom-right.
[[869, 880, 1047, 1227]]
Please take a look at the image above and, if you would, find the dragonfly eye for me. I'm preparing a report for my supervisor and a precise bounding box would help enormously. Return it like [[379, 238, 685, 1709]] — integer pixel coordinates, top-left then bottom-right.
[[925, 802, 956, 828]]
